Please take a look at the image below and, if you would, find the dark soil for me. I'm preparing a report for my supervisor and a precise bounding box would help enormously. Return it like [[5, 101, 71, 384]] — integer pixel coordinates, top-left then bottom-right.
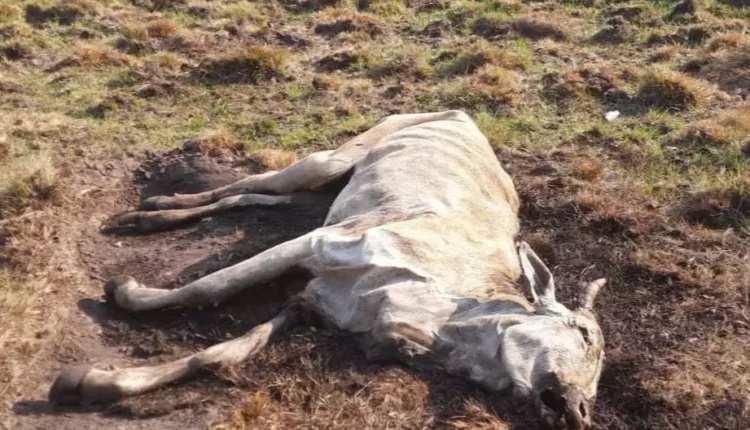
[[12, 150, 332, 429], [10, 145, 750, 430]]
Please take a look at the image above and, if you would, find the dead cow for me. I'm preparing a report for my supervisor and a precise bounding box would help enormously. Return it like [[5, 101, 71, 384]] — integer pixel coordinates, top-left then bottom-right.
[[50, 111, 606, 429]]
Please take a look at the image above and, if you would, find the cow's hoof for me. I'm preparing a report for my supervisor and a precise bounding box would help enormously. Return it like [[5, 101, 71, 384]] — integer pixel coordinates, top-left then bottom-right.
[[104, 275, 138, 302], [108, 211, 142, 228], [140, 195, 169, 211], [48, 365, 92, 405]]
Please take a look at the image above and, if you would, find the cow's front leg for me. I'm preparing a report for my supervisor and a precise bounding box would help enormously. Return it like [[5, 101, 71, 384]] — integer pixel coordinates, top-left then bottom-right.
[[105, 231, 316, 311], [49, 306, 300, 405]]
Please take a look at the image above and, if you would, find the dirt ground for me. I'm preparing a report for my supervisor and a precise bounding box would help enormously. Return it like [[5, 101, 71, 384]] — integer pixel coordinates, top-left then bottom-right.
[[2, 0, 750, 429], [5, 144, 747, 430]]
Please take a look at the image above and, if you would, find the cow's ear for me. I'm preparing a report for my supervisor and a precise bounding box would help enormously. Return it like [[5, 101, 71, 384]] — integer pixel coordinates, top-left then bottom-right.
[[518, 242, 556, 308]]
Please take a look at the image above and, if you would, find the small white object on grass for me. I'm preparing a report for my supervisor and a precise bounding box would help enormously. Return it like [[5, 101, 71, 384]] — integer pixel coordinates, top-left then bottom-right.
[[605, 110, 620, 122]]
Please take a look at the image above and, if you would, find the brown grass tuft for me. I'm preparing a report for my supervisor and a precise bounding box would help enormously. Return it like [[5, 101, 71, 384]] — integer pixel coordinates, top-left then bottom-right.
[[146, 18, 179, 38], [368, 44, 433, 80], [60, 0, 101, 16], [0, 4, 22, 23], [669, 108, 750, 151], [313, 13, 384, 38], [0, 153, 58, 217], [119, 21, 149, 41], [250, 148, 299, 171], [215, 2, 268, 25], [542, 65, 622, 111], [705, 32, 745, 51], [473, 13, 574, 41], [605, 4, 662, 26], [683, 33, 750, 93], [637, 68, 712, 111], [362, 0, 407, 18], [438, 42, 524, 76], [673, 185, 750, 232], [314, 48, 374, 73], [197, 46, 291, 84], [648, 45, 680, 63], [216, 392, 273, 429], [572, 159, 605, 182], [445, 399, 508, 430], [183, 127, 244, 157], [74, 44, 132, 66], [431, 65, 518, 114]]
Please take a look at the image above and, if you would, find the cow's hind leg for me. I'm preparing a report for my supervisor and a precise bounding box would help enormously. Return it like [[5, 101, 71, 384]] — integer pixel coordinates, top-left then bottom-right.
[[105, 231, 315, 311], [141, 111, 471, 211], [49, 306, 299, 405], [108, 192, 321, 233]]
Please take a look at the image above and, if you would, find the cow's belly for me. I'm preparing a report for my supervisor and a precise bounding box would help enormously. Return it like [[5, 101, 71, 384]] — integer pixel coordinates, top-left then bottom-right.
[[302, 218, 521, 334]]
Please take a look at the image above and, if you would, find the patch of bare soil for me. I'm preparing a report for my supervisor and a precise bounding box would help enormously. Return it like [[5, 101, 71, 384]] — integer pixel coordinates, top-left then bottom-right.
[[10, 149, 331, 429]]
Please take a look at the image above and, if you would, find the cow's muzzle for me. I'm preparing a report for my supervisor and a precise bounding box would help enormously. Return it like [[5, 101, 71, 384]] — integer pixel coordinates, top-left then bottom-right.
[[538, 386, 591, 429]]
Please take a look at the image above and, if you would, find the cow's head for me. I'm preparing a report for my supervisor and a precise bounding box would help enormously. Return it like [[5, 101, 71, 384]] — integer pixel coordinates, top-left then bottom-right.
[[502, 242, 606, 429]]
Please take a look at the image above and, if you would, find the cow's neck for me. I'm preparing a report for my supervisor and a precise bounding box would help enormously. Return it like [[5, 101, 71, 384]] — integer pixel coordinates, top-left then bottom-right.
[[432, 296, 535, 390], [360, 294, 536, 392]]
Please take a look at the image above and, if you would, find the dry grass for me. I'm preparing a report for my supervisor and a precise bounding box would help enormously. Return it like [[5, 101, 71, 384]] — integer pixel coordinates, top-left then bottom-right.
[[212, 392, 272, 430], [368, 44, 433, 80], [648, 45, 681, 62], [366, 0, 407, 17], [249, 149, 299, 170], [146, 18, 180, 38], [0, 3, 22, 23], [0, 269, 52, 404], [542, 65, 622, 111], [673, 185, 750, 231], [705, 32, 746, 51], [572, 159, 605, 182], [186, 127, 243, 157], [473, 12, 575, 41], [0, 153, 58, 218], [432, 65, 518, 113], [60, 0, 102, 15], [215, 2, 268, 25], [197, 46, 291, 84], [74, 44, 132, 67], [637, 68, 712, 111], [119, 21, 149, 41], [438, 42, 525, 76], [313, 11, 385, 38], [683, 33, 750, 93], [670, 108, 750, 151]]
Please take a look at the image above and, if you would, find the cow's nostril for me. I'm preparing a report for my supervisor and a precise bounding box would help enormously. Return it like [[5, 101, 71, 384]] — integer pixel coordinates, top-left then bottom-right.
[[540, 389, 565, 413], [579, 401, 587, 418]]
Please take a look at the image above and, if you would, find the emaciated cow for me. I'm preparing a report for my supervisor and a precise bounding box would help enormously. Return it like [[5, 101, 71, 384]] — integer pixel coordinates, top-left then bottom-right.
[[49, 111, 606, 429]]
